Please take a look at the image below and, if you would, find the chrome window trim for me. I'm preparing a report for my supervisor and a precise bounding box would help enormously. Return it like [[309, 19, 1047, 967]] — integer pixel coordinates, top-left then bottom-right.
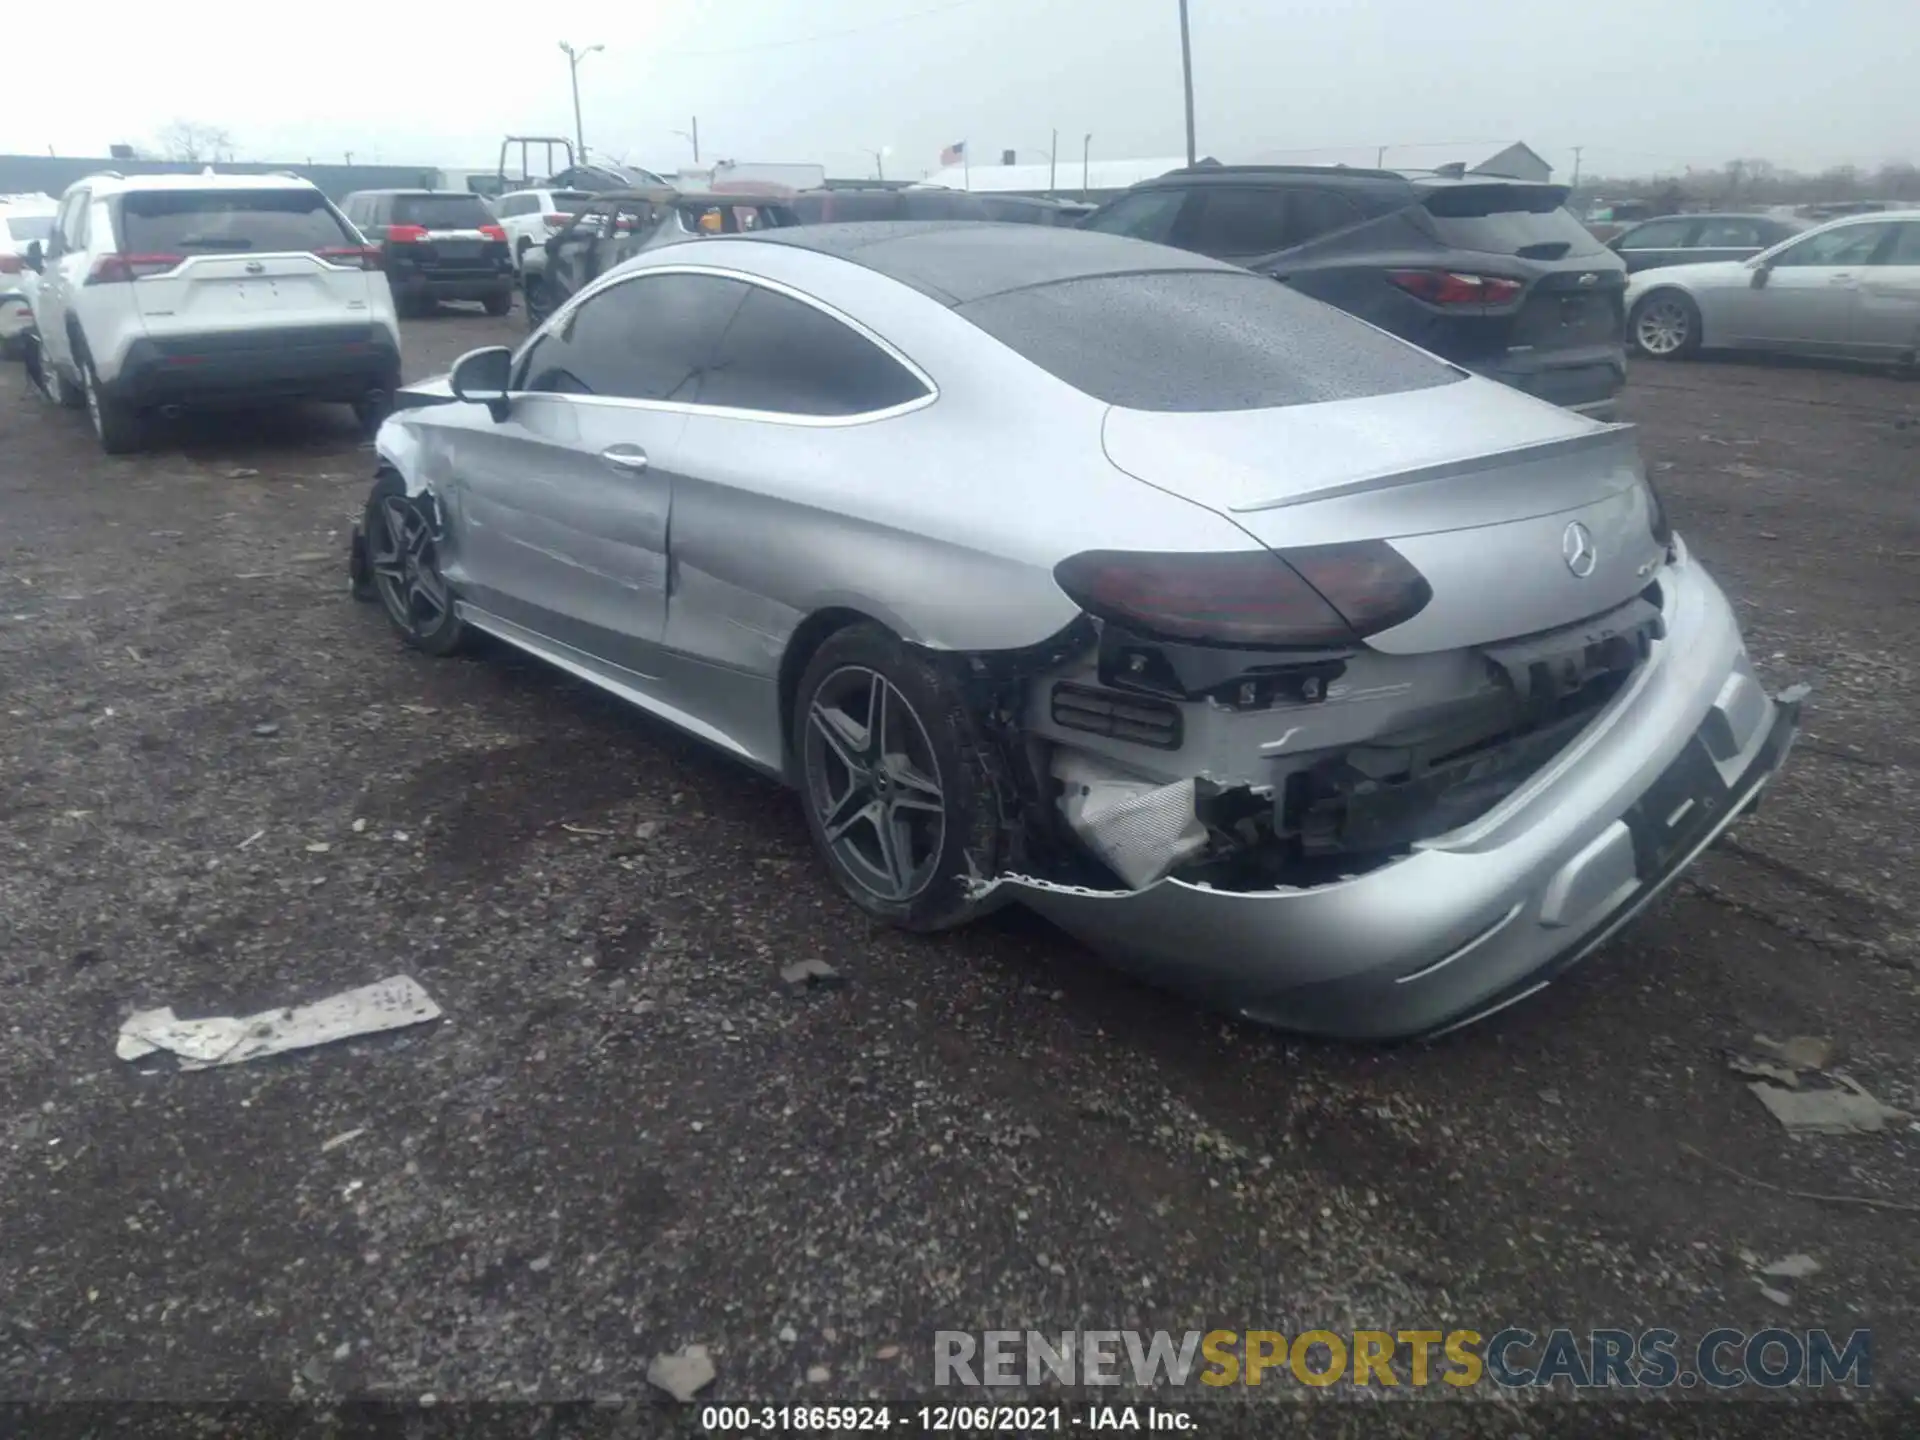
[[511, 261, 940, 429]]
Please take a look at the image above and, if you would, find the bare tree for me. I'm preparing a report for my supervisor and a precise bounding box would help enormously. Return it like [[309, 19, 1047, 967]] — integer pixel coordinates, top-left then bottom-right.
[[155, 120, 235, 163]]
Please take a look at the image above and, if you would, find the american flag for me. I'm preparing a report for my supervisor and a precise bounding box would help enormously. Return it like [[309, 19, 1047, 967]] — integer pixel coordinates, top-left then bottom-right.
[[940, 140, 967, 166]]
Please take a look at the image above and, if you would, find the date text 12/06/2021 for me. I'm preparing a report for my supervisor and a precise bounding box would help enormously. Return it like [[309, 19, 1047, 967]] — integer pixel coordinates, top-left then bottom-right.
[[701, 1406, 1193, 1431]]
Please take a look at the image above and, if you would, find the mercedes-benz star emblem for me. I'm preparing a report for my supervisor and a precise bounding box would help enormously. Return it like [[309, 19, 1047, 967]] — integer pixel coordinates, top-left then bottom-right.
[[1577, 272, 1599, 286], [1562, 521, 1598, 578]]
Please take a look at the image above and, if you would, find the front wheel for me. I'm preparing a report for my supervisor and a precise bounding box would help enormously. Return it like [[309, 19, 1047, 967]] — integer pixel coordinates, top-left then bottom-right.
[[362, 470, 468, 656], [792, 624, 1002, 932], [1630, 290, 1703, 360]]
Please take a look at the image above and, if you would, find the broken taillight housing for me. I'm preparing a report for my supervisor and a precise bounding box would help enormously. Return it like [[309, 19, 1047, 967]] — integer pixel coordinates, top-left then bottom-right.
[[1052, 543, 1431, 648]]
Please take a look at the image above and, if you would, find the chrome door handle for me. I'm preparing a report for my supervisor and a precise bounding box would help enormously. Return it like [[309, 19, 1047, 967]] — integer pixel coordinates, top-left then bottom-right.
[[1828, 273, 1855, 284], [600, 445, 648, 473]]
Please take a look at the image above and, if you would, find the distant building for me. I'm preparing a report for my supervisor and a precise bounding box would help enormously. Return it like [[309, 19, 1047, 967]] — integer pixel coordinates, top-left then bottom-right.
[[1241, 140, 1554, 183]]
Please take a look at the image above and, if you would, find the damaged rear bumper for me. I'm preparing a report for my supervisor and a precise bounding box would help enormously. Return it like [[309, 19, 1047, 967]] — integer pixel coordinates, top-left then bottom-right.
[[978, 542, 1805, 1040]]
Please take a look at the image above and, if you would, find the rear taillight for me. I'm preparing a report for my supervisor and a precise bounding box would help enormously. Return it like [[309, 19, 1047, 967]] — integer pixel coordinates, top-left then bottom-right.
[[85, 253, 183, 284], [0, 254, 21, 274], [385, 224, 428, 244], [542, 213, 570, 226], [1052, 542, 1430, 648], [479, 223, 507, 242], [1386, 269, 1524, 306], [317, 245, 381, 271]]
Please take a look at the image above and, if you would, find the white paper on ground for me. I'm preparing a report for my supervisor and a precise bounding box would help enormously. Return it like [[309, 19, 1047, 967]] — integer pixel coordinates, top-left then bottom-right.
[[115, 975, 442, 1070]]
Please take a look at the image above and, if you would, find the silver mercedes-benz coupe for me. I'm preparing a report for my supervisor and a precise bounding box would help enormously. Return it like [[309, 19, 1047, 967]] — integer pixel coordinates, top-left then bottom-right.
[[349, 221, 1803, 1039]]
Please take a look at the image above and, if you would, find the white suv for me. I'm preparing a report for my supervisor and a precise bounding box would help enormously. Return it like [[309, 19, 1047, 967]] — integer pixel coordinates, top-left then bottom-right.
[[1, 193, 58, 357], [489, 188, 595, 271], [24, 170, 401, 454]]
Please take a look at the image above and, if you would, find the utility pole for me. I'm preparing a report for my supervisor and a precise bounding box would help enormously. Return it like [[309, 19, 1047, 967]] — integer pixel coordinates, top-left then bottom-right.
[[1570, 145, 1584, 189], [1082, 132, 1093, 199], [862, 146, 891, 180], [1376, 145, 1386, 167], [559, 41, 604, 161], [1049, 128, 1058, 197], [674, 120, 701, 164], [1177, 0, 1197, 166]]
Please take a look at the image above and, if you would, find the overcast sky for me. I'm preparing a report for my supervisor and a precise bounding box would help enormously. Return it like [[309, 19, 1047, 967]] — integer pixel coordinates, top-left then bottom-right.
[[1, 0, 1910, 180]]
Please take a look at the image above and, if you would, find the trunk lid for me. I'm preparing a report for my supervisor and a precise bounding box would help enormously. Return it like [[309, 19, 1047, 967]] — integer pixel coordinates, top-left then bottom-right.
[[129, 252, 373, 335], [1414, 181, 1627, 356], [1101, 380, 1666, 655]]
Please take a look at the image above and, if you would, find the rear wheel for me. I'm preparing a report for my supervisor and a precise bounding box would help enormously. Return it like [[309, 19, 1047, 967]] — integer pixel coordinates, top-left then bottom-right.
[[1630, 290, 1702, 360], [793, 624, 1001, 932], [81, 354, 146, 455], [362, 470, 468, 656]]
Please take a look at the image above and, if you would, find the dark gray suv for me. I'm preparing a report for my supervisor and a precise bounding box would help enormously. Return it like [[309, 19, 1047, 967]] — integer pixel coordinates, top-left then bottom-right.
[[1082, 164, 1628, 418]]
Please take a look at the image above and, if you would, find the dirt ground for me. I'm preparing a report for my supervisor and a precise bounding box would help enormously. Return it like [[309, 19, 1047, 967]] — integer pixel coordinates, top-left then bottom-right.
[[2, 304, 1916, 1430]]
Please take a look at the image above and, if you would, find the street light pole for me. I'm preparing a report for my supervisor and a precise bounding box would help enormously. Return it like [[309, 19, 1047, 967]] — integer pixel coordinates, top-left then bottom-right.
[[1049, 127, 1057, 197], [559, 41, 603, 161], [1083, 133, 1092, 199], [1177, 0, 1196, 166]]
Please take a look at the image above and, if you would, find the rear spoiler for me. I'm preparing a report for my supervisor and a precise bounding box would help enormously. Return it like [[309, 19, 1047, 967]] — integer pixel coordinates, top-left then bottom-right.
[[1233, 423, 1638, 515]]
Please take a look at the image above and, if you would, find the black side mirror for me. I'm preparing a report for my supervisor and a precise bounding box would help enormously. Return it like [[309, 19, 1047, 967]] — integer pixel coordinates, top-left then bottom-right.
[[450, 345, 513, 422], [1750, 264, 1772, 289], [24, 240, 43, 273]]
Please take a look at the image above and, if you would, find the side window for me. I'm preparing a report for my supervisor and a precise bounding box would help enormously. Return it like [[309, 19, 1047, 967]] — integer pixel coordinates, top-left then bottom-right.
[[1283, 189, 1361, 246], [1693, 218, 1761, 248], [1619, 218, 1692, 249], [60, 191, 90, 251], [47, 194, 78, 255], [1081, 189, 1187, 245], [1886, 224, 1920, 266], [520, 272, 750, 401], [1771, 223, 1894, 268], [1182, 187, 1305, 258], [701, 284, 930, 417], [501, 195, 534, 219]]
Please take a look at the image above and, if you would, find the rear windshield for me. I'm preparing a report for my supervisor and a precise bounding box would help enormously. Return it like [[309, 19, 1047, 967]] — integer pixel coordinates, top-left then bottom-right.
[[1421, 184, 1604, 257], [958, 269, 1462, 412], [392, 194, 496, 228], [550, 191, 595, 211], [118, 189, 352, 255], [3, 214, 55, 243]]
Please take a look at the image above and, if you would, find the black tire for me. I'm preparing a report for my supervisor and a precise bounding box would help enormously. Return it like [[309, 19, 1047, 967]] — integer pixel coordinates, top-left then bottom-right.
[[522, 274, 551, 330], [351, 390, 393, 438], [80, 352, 146, 455], [792, 623, 1002, 932], [361, 469, 468, 656], [1629, 289, 1703, 360], [482, 288, 513, 318], [45, 341, 84, 409]]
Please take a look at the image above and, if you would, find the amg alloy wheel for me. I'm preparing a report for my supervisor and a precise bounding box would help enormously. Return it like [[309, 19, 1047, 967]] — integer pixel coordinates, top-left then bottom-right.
[[362, 472, 468, 655], [804, 665, 948, 904], [792, 624, 1002, 931]]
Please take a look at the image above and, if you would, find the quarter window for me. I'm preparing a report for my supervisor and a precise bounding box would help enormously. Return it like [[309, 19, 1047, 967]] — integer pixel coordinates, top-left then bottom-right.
[[1182, 187, 1353, 258], [520, 272, 750, 401], [1081, 189, 1188, 245], [1693, 218, 1761, 248], [1882, 223, 1920, 265], [700, 284, 930, 416]]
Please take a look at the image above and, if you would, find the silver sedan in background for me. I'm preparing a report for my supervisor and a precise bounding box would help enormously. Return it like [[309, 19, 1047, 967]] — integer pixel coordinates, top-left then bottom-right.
[[351, 221, 1802, 1039], [1627, 209, 1920, 364]]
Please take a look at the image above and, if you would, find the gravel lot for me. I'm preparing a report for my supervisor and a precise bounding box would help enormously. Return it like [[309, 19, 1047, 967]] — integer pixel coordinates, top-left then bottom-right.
[[2, 303, 1916, 1429]]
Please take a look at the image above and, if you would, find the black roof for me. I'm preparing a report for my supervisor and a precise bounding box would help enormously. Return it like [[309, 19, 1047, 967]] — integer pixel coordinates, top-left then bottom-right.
[[739, 220, 1235, 306]]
